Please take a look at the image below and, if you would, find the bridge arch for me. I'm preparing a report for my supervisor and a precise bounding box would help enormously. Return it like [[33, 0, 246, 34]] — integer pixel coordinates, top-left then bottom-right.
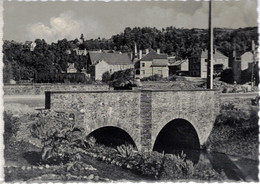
[[86, 126, 138, 150], [152, 118, 200, 162], [152, 112, 211, 148]]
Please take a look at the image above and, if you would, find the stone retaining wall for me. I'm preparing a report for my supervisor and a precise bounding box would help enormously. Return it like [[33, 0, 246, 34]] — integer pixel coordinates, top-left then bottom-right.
[[4, 84, 110, 95]]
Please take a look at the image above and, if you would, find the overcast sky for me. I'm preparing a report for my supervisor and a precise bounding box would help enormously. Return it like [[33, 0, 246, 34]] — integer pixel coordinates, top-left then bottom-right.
[[3, 0, 258, 43]]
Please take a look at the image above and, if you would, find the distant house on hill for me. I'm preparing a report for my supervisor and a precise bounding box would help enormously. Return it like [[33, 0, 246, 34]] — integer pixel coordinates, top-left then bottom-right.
[[67, 63, 77, 73], [74, 48, 88, 55], [24, 41, 37, 51], [189, 49, 228, 78], [88, 52, 134, 80], [135, 50, 169, 78], [168, 58, 189, 76]]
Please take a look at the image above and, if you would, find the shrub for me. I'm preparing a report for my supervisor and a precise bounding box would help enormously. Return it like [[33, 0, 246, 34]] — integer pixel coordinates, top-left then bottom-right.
[[160, 152, 195, 180], [115, 144, 135, 159], [30, 114, 88, 164], [102, 71, 111, 83], [220, 69, 234, 84], [85, 137, 96, 148], [138, 151, 164, 179], [109, 69, 136, 89], [4, 111, 19, 144]]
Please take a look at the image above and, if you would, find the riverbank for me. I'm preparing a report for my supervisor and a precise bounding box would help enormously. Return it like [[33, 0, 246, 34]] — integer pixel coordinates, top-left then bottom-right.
[[206, 97, 259, 161]]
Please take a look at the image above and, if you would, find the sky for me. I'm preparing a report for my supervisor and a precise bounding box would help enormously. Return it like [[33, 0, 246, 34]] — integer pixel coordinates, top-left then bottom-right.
[[3, 0, 258, 43]]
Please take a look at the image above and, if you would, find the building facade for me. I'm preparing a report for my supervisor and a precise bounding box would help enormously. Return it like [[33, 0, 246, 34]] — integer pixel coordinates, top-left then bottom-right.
[[240, 51, 259, 71], [88, 52, 134, 80], [136, 50, 169, 78], [231, 50, 259, 84], [168, 58, 189, 76], [189, 49, 229, 78], [67, 63, 77, 73]]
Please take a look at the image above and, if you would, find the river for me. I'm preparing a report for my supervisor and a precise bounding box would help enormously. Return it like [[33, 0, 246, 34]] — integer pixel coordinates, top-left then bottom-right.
[[178, 149, 259, 181]]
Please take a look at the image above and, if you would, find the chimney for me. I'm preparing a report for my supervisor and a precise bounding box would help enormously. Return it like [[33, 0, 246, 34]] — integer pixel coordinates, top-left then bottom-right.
[[233, 50, 236, 58], [134, 42, 138, 57], [139, 50, 142, 59], [252, 40, 255, 51], [145, 49, 149, 55], [130, 52, 133, 61], [157, 48, 160, 54]]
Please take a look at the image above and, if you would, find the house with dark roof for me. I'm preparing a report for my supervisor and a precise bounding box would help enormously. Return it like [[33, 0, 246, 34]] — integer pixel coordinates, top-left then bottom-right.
[[135, 50, 169, 78], [88, 52, 134, 80], [189, 49, 229, 78], [168, 57, 189, 76]]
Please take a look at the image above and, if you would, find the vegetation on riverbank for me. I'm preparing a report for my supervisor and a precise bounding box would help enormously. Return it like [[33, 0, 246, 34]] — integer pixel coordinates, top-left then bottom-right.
[[206, 97, 259, 160]]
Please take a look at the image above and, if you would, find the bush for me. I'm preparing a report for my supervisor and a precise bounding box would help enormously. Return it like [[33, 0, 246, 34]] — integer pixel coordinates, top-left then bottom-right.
[[160, 152, 195, 180], [30, 114, 89, 164], [109, 69, 136, 89], [102, 71, 111, 83], [220, 69, 234, 84], [4, 112, 19, 144], [115, 144, 135, 159]]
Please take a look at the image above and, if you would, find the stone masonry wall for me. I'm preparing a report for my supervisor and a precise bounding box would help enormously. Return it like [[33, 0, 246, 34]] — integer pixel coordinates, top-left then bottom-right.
[[48, 91, 142, 150], [46, 90, 219, 152], [140, 91, 152, 152], [4, 84, 109, 95], [151, 90, 219, 150]]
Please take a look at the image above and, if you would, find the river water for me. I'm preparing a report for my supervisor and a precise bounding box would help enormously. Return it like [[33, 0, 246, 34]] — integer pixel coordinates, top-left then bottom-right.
[[180, 149, 259, 181]]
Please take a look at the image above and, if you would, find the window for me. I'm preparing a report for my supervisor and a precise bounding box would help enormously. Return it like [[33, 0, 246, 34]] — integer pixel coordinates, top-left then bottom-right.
[[158, 70, 162, 75], [142, 63, 145, 67], [142, 70, 145, 75]]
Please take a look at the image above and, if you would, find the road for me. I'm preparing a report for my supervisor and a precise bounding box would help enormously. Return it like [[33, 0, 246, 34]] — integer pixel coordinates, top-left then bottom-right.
[[4, 95, 45, 108], [4, 92, 258, 109], [220, 92, 258, 99]]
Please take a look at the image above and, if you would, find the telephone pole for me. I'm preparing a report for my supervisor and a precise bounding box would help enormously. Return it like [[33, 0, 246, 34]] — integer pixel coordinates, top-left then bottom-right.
[[207, 0, 214, 89], [251, 40, 256, 88]]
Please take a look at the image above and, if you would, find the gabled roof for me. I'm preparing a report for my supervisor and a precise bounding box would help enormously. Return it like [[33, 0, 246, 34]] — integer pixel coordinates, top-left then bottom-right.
[[89, 52, 132, 65], [67, 63, 75, 69], [140, 50, 168, 61], [169, 59, 188, 66], [201, 50, 228, 59]]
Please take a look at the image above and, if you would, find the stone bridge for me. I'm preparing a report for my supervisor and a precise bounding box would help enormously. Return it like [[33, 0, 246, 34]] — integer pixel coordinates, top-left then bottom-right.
[[45, 89, 219, 152]]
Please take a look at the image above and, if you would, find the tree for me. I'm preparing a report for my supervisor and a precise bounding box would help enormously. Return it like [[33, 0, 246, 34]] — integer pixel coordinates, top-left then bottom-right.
[[220, 69, 234, 84], [102, 71, 111, 83], [3, 61, 13, 83]]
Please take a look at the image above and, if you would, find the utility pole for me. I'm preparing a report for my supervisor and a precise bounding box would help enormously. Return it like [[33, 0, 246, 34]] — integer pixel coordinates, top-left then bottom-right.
[[251, 40, 256, 88], [207, 0, 214, 89]]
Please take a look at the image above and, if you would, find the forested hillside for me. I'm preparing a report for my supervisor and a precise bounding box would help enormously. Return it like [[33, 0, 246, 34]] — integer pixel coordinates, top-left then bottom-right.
[[81, 26, 258, 58], [2, 26, 258, 83]]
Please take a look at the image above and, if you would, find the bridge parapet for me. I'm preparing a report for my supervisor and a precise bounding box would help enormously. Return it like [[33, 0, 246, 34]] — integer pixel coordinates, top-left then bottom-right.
[[45, 89, 219, 151]]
